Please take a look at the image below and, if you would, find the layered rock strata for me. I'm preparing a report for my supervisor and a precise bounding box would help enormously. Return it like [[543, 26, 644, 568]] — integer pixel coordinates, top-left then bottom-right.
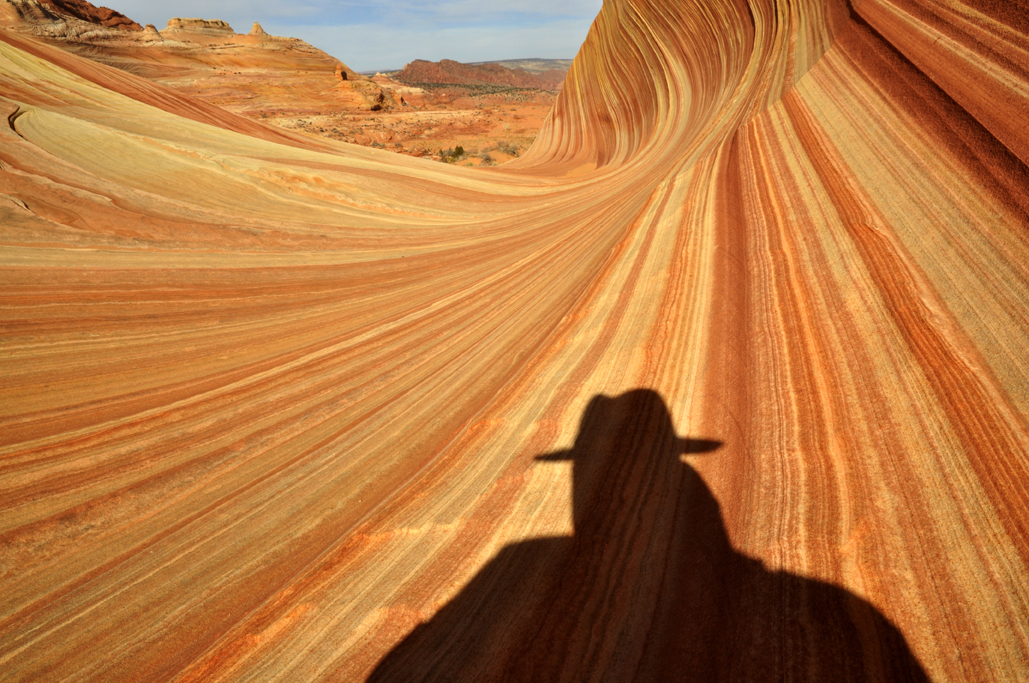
[[164, 17, 234, 35], [37, 0, 138, 29], [0, 0, 130, 40], [0, 2, 392, 113], [0, 0, 1027, 681]]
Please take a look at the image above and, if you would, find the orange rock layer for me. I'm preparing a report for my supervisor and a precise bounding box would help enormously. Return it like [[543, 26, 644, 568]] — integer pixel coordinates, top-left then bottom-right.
[[1, 0, 1028, 681]]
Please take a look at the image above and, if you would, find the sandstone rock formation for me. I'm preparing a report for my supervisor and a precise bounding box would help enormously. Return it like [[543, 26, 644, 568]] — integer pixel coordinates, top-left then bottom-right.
[[0, 0, 57, 24], [1, 0, 1028, 681], [0, 0, 133, 40], [37, 0, 138, 29], [140, 22, 160, 42], [0, 3, 385, 113], [164, 17, 234, 35]]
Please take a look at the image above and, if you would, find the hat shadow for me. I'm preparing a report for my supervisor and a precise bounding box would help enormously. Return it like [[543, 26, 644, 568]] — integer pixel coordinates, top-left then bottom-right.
[[368, 389, 928, 682]]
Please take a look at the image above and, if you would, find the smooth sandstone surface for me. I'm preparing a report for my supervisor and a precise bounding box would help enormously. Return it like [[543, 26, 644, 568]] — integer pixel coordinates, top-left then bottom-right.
[[1, 0, 1028, 681]]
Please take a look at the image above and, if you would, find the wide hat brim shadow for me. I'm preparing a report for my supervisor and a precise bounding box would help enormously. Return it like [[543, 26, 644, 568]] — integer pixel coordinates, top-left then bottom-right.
[[535, 438, 722, 461]]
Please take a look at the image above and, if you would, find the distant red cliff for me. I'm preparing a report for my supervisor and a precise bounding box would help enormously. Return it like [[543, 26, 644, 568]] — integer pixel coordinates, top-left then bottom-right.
[[394, 58, 565, 90]]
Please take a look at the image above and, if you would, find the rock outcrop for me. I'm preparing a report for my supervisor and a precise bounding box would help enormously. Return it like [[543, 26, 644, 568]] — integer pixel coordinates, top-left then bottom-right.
[[0, 0, 60, 24], [0, 0, 138, 36], [37, 0, 138, 29], [395, 58, 565, 90], [0, 3, 366, 103], [164, 17, 233, 35], [140, 23, 161, 42], [1, 0, 1028, 681]]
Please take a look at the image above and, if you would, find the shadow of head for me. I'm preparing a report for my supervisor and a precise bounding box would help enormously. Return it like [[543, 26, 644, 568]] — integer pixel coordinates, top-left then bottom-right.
[[536, 389, 721, 533], [369, 389, 931, 682]]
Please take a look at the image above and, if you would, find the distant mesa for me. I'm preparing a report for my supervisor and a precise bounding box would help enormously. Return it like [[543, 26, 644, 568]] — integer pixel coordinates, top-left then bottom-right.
[[468, 58, 574, 75], [164, 17, 234, 35], [394, 58, 566, 90]]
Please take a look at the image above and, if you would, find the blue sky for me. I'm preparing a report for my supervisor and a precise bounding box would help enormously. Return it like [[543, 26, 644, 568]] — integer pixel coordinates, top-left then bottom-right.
[[113, 1, 603, 72]]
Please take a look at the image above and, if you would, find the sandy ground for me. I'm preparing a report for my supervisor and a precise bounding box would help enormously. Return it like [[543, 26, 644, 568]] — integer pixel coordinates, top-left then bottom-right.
[[267, 104, 551, 163], [156, 68, 556, 163]]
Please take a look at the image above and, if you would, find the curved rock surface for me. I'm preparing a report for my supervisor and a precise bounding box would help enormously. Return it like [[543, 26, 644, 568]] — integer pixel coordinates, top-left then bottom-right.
[[37, 0, 138, 30], [0, 0, 131, 40], [1, 0, 1028, 680]]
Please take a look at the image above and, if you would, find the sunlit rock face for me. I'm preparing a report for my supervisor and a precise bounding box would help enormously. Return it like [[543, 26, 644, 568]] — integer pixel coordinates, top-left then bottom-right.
[[1, 0, 1028, 681], [3, 0, 140, 30], [164, 17, 234, 35], [38, 0, 139, 29]]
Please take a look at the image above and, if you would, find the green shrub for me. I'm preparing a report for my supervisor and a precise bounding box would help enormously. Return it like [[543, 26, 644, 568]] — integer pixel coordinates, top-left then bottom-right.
[[439, 146, 467, 163]]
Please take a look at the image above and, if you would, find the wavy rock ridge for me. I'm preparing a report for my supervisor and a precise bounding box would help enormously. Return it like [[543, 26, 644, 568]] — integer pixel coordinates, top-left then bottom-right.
[[1, 0, 1028, 680], [37, 0, 139, 30]]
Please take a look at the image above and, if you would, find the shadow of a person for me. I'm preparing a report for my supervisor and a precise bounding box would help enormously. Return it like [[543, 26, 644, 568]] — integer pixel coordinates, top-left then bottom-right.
[[369, 390, 928, 682]]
